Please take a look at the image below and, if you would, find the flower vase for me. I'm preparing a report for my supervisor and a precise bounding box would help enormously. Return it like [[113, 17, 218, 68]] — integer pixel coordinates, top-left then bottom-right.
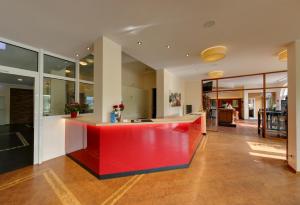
[[71, 112, 78, 118], [116, 111, 122, 122]]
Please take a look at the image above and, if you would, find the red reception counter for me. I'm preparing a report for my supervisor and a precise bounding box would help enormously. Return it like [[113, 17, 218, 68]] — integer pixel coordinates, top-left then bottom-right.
[[65, 114, 205, 179]]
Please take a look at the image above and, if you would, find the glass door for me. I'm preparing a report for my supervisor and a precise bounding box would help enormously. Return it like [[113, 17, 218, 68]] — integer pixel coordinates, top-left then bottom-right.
[[0, 70, 39, 173]]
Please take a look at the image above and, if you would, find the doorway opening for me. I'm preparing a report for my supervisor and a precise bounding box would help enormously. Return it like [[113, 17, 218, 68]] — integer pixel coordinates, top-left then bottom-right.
[[248, 98, 256, 119], [0, 73, 34, 173]]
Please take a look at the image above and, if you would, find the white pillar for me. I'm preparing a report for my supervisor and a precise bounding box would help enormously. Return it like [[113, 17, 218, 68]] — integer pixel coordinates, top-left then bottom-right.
[[156, 69, 166, 118], [287, 40, 300, 171], [243, 90, 249, 119], [94, 36, 122, 122]]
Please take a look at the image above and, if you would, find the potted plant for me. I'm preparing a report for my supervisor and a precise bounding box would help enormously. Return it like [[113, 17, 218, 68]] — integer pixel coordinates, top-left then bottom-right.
[[65, 103, 81, 118]]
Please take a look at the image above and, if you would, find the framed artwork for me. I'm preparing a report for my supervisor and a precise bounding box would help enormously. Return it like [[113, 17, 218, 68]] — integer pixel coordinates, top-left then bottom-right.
[[232, 99, 239, 108], [169, 92, 181, 107]]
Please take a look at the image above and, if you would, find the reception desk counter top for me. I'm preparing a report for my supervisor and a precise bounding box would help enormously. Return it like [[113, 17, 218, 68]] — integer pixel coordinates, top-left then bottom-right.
[[65, 113, 204, 126]]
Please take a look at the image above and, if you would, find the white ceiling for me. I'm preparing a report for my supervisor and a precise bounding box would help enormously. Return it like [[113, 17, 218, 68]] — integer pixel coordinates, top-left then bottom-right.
[[0, 0, 297, 79]]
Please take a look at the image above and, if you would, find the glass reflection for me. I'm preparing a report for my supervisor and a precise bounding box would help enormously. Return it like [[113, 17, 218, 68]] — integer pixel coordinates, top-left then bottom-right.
[[43, 78, 75, 116]]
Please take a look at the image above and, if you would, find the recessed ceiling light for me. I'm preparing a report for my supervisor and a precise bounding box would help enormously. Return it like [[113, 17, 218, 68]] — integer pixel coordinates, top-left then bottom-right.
[[80, 61, 88, 66], [75, 54, 79, 57], [137, 41, 142, 45], [17, 78, 23, 82], [65, 70, 71, 73], [203, 20, 216, 28], [166, 45, 171, 49]]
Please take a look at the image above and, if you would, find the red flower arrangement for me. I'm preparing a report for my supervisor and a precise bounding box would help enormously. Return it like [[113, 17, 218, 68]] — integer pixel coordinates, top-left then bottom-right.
[[119, 103, 125, 111], [65, 102, 81, 118], [112, 103, 125, 122], [112, 103, 125, 111]]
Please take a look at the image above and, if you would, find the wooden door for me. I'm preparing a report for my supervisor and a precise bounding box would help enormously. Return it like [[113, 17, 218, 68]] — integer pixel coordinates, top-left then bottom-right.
[[10, 88, 33, 124]]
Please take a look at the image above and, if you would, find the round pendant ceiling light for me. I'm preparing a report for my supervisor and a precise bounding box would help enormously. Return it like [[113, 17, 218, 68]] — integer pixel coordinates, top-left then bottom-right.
[[208, 70, 224, 78], [278, 49, 287, 62], [201, 46, 227, 62]]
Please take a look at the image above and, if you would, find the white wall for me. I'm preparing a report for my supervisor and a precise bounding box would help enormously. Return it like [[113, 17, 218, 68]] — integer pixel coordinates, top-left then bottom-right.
[[288, 40, 300, 171], [122, 86, 147, 119], [0, 85, 9, 125], [94, 36, 122, 122], [185, 81, 202, 113], [41, 116, 66, 162], [122, 61, 156, 119], [156, 69, 185, 117]]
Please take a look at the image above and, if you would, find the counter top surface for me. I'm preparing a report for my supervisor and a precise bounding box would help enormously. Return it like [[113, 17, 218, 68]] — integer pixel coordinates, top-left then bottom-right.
[[65, 113, 204, 126]]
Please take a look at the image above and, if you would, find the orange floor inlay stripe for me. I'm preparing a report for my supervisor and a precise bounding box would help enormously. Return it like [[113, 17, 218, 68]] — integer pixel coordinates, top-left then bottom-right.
[[0, 168, 50, 191], [101, 174, 144, 205], [43, 169, 81, 205]]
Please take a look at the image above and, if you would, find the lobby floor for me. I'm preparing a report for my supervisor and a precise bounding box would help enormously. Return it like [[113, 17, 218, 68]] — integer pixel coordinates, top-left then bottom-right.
[[0, 130, 298, 205], [0, 124, 33, 174]]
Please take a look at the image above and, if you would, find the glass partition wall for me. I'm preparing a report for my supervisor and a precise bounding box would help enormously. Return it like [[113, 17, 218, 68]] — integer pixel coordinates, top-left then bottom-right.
[[202, 71, 288, 138], [0, 38, 95, 169], [202, 80, 217, 131]]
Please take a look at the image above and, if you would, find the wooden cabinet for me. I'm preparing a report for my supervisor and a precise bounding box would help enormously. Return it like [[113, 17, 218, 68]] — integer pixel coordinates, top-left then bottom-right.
[[218, 109, 236, 127]]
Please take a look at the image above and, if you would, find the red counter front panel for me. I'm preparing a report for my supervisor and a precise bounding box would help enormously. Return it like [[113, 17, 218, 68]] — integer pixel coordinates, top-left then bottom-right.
[[66, 117, 202, 178]]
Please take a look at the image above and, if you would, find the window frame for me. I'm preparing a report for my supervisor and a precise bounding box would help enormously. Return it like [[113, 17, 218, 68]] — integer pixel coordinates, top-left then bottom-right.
[[42, 51, 95, 117]]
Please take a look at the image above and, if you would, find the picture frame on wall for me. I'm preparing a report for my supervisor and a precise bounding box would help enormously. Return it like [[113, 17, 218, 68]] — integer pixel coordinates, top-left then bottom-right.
[[169, 91, 181, 107]]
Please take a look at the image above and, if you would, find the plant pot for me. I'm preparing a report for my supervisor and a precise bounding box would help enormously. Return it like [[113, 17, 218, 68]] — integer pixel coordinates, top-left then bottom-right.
[[71, 112, 78, 118]]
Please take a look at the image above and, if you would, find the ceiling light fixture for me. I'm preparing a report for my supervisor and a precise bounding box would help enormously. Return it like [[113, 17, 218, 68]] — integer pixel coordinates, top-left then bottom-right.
[[80, 61, 88, 66], [75, 54, 79, 57], [137, 41, 142, 45], [201, 45, 227, 62], [278, 49, 287, 62], [87, 47, 90, 51], [208, 70, 224, 78], [166, 45, 171, 49], [17, 78, 23, 82], [65, 70, 71, 73], [186, 53, 190, 57]]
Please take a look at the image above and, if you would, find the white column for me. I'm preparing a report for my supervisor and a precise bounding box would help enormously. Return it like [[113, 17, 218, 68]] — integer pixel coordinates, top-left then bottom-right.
[[156, 69, 166, 118], [243, 90, 249, 119], [287, 40, 300, 171], [94, 36, 122, 122], [156, 69, 185, 118]]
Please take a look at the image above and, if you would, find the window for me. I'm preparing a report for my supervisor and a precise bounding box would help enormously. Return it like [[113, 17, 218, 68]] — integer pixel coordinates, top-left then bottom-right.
[[0, 41, 38, 71], [79, 83, 94, 113], [80, 54, 94, 81], [43, 78, 75, 116], [79, 54, 94, 114], [44, 55, 75, 78]]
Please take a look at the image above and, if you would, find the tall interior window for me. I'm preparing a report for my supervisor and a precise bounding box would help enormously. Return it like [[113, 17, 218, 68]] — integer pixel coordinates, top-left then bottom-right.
[[0, 41, 38, 71], [79, 54, 94, 113], [44, 55, 75, 78], [43, 55, 76, 116]]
